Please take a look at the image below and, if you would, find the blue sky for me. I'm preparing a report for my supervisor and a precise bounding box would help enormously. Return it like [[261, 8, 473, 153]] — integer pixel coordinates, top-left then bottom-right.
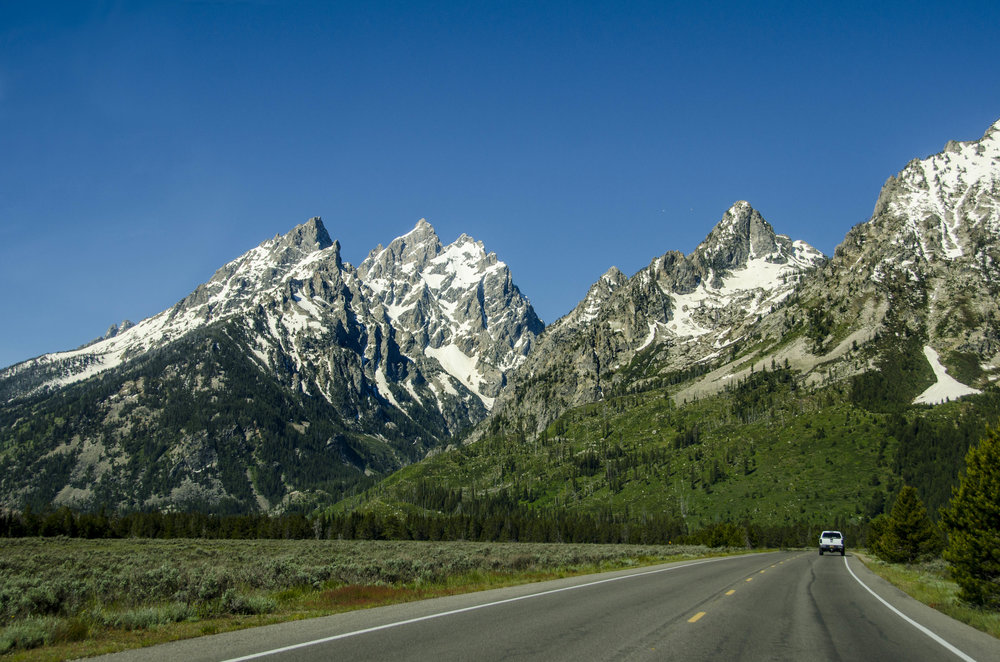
[[2, 1, 999, 369]]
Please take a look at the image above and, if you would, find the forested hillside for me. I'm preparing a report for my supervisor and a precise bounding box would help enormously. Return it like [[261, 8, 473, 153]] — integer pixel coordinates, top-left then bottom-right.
[[335, 357, 1000, 536]]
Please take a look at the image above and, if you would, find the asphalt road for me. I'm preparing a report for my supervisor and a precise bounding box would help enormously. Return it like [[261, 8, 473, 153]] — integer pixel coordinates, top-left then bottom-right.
[[94, 551, 1000, 662]]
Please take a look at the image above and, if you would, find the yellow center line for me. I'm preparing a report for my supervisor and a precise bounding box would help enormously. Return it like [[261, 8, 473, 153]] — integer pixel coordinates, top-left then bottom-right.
[[759, 570, 766, 574], [746, 577, 753, 582], [725, 589, 736, 596], [688, 611, 706, 623]]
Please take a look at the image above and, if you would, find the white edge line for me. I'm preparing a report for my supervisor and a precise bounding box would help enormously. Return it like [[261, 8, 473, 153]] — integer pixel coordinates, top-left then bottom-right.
[[221, 555, 745, 662], [843, 555, 977, 662]]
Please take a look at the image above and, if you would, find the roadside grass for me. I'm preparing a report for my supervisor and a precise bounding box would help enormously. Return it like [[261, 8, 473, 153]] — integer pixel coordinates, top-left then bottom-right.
[[0, 538, 724, 661], [856, 552, 1000, 638]]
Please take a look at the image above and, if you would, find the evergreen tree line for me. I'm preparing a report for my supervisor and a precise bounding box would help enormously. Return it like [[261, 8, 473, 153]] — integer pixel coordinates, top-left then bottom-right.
[[1, 503, 846, 549], [0, 507, 317, 540]]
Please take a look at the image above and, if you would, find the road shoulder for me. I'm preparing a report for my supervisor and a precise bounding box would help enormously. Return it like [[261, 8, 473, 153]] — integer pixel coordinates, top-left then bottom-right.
[[847, 554, 1000, 661]]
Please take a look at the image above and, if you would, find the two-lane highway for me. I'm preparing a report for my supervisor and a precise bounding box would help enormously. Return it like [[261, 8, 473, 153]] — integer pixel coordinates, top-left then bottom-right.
[[95, 552, 1000, 662]]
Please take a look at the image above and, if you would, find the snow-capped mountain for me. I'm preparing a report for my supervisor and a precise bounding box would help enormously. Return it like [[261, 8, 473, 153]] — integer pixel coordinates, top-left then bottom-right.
[[554, 201, 823, 342], [0, 219, 340, 399], [870, 119, 1000, 266], [1, 218, 540, 415], [812, 118, 1000, 381], [490, 201, 826, 430], [624, 200, 823, 351], [526, 117, 1000, 421], [627, 120, 1000, 412], [0, 218, 542, 512], [358, 219, 543, 409], [4, 116, 1000, 515]]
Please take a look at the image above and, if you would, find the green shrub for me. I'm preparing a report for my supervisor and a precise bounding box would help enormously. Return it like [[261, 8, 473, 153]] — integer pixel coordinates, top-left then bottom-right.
[[95, 602, 198, 630], [0, 617, 57, 654], [219, 589, 277, 615], [53, 617, 89, 643]]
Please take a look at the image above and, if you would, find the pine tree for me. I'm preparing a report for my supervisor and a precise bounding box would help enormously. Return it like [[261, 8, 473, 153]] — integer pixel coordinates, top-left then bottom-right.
[[942, 427, 1000, 607], [869, 485, 941, 563]]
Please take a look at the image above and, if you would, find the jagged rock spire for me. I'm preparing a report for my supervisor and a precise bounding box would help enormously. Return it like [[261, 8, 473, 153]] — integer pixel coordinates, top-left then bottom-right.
[[696, 201, 782, 271]]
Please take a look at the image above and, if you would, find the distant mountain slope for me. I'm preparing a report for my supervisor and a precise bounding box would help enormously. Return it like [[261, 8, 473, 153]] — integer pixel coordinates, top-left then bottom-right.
[[340, 117, 1000, 532], [831, 118, 1000, 362], [0, 218, 542, 512], [501, 117, 1000, 427], [489, 201, 826, 432]]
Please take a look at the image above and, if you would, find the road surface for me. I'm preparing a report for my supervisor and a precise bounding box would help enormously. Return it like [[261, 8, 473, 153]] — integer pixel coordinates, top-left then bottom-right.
[[93, 551, 1000, 661]]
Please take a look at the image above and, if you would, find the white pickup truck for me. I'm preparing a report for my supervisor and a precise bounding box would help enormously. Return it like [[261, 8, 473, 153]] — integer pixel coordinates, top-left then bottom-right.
[[819, 530, 845, 556]]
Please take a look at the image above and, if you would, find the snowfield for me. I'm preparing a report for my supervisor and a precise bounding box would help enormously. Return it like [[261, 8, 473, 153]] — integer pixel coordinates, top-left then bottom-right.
[[913, 345, 981, 405]]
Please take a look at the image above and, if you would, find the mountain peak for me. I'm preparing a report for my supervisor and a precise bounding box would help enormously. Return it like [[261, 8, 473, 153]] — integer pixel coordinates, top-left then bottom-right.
[[281, 216, 334, 251], [406, 218, 438, 241], [359, 219, 443, 282], [868, 116, 1000, 263], [697, 201, 780, 270], [725, 200, 754, 217], [554, 265, 627, 330], [602, 266, 626, 282]]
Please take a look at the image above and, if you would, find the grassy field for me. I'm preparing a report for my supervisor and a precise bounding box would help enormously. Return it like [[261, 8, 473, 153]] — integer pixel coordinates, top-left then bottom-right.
[[0, 537, 716, 660], [857, 552, 1000, 639]]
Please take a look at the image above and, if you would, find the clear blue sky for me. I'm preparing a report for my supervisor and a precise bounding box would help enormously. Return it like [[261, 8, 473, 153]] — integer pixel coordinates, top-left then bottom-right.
[[2, 1, 999, 369]]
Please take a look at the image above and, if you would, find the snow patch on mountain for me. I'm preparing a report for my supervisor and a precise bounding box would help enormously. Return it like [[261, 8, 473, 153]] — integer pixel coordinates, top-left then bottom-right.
[[425, 343, 495, 408], [375, 366, 403, 411], [913, 345, 981, 405]]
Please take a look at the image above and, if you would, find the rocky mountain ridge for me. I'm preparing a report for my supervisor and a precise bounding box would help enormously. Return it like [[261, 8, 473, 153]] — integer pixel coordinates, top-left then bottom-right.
[[489, 118, 1000, 435], [337, 118, 1000, 532], [3, 116, 999, 515], [1, 219, 541, 418], [0, 219, 339, 399], [0, 218, 542, 511], [358, 219, 543, 409], [489, 200, 826, 431], [831, 118, 1000, 361]]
